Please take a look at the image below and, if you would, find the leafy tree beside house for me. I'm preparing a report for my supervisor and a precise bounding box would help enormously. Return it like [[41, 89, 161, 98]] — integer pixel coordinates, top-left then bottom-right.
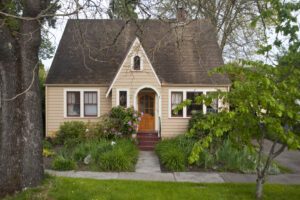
[[181, 1, 300, 199]]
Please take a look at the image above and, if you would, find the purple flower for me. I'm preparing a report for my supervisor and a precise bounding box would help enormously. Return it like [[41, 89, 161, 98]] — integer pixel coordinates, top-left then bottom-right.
[[128, 121, 132, 126], [138, 117, 141, 121], [141, 112, 144, 116]]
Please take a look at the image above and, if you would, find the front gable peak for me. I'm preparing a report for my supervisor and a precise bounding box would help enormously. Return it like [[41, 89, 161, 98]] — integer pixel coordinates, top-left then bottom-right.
[[106, 37, 161, 97]]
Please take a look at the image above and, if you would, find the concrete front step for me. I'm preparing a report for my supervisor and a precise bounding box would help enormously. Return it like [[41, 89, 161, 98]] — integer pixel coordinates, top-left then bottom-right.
[[138, 140, 159, 146], [137, 137, 160, 142], [138, 146, 155, 151]]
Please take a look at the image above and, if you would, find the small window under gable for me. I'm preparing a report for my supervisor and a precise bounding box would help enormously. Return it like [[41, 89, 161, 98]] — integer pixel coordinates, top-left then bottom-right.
[[133, 55, 141, 70], [119, 91, 128, 107]]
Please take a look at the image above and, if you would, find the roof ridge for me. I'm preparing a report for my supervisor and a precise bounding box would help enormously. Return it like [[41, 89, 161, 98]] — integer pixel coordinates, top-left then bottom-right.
[[66, 18, 211, 23]]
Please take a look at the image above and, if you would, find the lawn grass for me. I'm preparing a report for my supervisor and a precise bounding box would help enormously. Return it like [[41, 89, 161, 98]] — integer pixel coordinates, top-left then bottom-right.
[[4, 176, 300, 200]]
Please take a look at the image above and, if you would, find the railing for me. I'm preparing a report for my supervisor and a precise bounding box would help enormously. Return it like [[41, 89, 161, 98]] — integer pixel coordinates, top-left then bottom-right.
[[158, 116, 162, 138]]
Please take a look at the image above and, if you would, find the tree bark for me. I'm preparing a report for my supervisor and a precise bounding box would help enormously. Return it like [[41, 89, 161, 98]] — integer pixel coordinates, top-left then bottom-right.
[[19, 0, 44, 188], [0, 20, 24, 196], [0, 0, 44, 196], [256, 177, 264, 200]]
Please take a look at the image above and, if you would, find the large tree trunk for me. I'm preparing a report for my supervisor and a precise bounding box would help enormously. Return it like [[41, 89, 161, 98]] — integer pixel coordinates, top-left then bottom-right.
[[0, 20, 24, 196], [19, 1, 44, 188], [0, 0, 44, 197]]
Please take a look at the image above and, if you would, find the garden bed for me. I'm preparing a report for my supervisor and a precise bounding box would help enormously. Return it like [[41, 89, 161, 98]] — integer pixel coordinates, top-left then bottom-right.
[[43, 107, 141, 172], [155, 135, 289, 174], [44, 138, 138, 172]]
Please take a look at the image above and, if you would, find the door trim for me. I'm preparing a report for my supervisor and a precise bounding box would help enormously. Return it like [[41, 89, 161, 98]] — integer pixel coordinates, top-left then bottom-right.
[[133, 85, 161, 131], [138, 92, 155, 132]]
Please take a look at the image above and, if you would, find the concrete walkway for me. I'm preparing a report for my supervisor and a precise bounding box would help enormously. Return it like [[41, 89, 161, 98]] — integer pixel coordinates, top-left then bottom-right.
[[135, 151, 161, 173], [46, 140, 300, 184], [46, 169, 300, 184]]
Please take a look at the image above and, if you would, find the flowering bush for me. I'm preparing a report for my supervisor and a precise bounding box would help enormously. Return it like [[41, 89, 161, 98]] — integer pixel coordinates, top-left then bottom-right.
[[100, 106, 141, 137]]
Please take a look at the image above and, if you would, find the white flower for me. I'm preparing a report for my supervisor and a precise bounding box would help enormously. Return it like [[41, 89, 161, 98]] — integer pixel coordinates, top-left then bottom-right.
[[111, 141, 116, 146], [85, 129, 89, 133]]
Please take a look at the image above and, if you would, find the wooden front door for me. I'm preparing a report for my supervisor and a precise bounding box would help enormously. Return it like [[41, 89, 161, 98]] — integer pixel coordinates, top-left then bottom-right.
[[138, 92, 155, 132]]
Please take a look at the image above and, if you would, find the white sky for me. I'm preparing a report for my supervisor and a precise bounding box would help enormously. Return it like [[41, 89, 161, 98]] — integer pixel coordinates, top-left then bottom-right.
[[43, 19, 67, 69]]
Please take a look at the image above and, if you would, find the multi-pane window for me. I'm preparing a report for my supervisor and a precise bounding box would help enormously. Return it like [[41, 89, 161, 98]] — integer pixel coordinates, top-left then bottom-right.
[[169, 90, 220, 118], [84, 92, 98, 116], [206, 92, 218, 113], [66, 90, 99, 118], [133, 56, 141, 70], [67, 92, 80, 117], [119, 91, 128, 107], [171, 92, 183, 117], [187, 92, 203, 116]]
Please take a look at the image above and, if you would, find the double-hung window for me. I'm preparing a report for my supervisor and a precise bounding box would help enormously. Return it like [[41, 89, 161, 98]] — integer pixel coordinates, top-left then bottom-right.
[[187, 92, 203, 116], [84, 92, 98, 116], [171, 92, 183, 117], [169, 90, 220, 118], [65, 89, 99, 118], [67, 92, 80, 117]]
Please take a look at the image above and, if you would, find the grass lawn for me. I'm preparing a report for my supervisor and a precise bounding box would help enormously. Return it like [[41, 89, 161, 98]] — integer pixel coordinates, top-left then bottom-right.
[[4, 176, 300, 200]]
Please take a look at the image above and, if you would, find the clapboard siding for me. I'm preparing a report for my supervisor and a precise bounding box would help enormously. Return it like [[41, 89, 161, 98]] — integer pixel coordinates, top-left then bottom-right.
[[46, 86, 111, 137], [160, 86, 229, 137], [111, 39, 161, 107]]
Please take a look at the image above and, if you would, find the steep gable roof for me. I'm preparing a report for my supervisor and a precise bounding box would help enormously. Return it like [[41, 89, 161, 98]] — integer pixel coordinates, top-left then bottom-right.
[[106, 37, 161, 97], [46, 19, 230, 86]]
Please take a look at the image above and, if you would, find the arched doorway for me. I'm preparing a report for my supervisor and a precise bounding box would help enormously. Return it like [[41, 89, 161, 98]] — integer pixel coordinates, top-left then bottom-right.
[[134, 86, 160, 133]]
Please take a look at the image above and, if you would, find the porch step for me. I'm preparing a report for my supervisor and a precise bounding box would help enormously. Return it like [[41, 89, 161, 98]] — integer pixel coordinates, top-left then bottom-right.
[[137, 132, 160, 151], [138, 140, 159, 146], [139, 146, 155, 151]]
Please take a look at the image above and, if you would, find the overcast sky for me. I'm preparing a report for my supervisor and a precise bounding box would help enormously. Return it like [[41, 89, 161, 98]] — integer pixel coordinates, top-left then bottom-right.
[[43, 19, 67, 70]]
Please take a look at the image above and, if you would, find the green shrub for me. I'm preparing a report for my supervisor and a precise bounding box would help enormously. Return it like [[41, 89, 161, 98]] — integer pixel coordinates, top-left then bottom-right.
[[97, 139, 138, 171], [159, 148, 186, 171], [98, 149, 132, 171], [68, 139, 138, 171], [43, 139, 53, 149], [155, 136, 196, 171], [101, 106, 141, 137], [188, 112, 210, 138], [156, 136, 282, 174], [199, 139, 281, 174], [85, 121, 109, 139], [72, 140, 112, 163], [56, 121, 87, 144], [52, 155, 76, 171], [43, 148, 55, 157], [214, 140, 255, 172], [197, 150, 215, 169]]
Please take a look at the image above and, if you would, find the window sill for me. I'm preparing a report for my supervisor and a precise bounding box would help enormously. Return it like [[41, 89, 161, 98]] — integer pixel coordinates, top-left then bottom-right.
[[131, 69, 143, 72], [64, 116, 100, 119], [168, 116, 191, 119]]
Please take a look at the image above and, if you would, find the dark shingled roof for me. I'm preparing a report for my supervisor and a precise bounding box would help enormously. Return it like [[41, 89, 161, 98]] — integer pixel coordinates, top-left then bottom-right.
[[46, 19, 230, 85]]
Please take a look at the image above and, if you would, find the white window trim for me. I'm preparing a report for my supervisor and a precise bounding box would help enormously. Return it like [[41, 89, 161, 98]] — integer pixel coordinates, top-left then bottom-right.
[[116, 89, 130, 108], [168, 88, 221, 119], [131, 54, 143, 71], [64, 88, 100, 118]]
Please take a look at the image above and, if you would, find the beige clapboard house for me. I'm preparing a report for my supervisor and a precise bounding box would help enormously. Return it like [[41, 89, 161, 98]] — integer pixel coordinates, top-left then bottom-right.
[[45, 18, 230, 139]]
